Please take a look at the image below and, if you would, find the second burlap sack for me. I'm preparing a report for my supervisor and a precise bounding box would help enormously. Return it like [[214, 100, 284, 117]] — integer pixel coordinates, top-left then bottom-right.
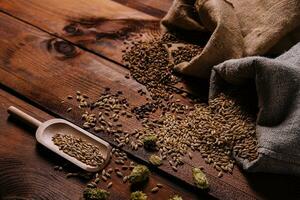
[[209, 42, 300, 175], [161, 0, 300, 78]]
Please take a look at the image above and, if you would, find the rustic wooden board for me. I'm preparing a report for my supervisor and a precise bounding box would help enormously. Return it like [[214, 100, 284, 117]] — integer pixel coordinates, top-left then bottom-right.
[[0, 11, 258, 200], [112, 0, 173, 18], [0, 88, 200, 200], [0, 3, 299, 200], [0, 91, 84, 200], [0, 0, 158, 64], [0, 0, 207, 96]]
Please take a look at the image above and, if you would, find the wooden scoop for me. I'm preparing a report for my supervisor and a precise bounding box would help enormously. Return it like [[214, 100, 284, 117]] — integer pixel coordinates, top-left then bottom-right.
[[8, 106, 111, 172]]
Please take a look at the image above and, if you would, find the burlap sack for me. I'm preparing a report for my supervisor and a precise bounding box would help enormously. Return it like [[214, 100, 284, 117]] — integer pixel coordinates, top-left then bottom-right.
[[209, 42, 300, 175], [162, 0, 300, 78]]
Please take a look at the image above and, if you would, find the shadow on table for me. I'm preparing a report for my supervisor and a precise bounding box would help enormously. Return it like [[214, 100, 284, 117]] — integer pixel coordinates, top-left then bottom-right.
[[245, 170, 300, 199]]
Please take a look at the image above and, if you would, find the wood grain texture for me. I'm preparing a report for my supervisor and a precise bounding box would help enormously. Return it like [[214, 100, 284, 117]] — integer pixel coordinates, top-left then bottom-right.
[[0, 12, 214, 200], [0, 2, 299, 200], [0, 0, 159, 64], [0, 89, 84, 200], [112, 0, 173, 18], [0, 88, 201, 200], [0, 11, 250, 200], [0, 0, 207, 96]]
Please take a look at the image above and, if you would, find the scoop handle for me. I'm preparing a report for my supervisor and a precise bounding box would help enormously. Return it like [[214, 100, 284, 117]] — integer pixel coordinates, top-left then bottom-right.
[[8, 106, 42, 128]]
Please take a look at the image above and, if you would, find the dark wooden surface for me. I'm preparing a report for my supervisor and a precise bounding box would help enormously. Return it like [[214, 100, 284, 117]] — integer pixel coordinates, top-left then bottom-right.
[[0, 88, 201, 200], [0, 0, 299, 200], [0, 0, 204, 95]]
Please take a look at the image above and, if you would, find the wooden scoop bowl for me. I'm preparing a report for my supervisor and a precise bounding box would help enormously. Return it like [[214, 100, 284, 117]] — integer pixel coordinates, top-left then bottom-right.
[[8, 106, 111, 172]]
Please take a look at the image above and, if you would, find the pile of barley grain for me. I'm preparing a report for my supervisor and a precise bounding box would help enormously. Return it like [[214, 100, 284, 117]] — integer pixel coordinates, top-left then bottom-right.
[[122, 33, 203, 102], [122, 38, 178, 101], [121, 33, 257, 175], [171, 44, 203, 65], [67, 89, 258, 175], [134, 94, 258, 175], [52, 133, 104, 166], [122, 32, 203, 122], [64, 32, 258, 175]]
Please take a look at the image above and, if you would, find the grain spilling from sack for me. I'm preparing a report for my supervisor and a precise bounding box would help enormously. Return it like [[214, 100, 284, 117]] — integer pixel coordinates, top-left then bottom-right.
[[122, 32, 203, 103], [65, 33, 258, 175], [136, 93, 257, 174]]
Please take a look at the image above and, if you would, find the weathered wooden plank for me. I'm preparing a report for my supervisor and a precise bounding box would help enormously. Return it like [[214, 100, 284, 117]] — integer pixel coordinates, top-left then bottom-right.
[[0, 0, 158, 63], [0, 0, 206, 96], [0, 92, 83, 200], [0, 88, 201, 200], [0, 11, 258, 200], [0, 11, 217, 198], [112, 0, 173, 18]]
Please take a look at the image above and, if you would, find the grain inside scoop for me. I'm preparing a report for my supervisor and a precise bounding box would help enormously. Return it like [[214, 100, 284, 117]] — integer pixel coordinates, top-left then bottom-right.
[[7, 106, 111, 172]]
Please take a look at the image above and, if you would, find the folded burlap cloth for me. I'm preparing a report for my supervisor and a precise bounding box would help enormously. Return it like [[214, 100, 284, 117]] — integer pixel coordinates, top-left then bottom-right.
[[162, 0, 300, 78], [209, 42, 300, 175]]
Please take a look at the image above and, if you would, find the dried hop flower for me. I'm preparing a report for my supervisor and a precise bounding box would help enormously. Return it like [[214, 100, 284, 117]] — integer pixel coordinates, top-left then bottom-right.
[[130, 191, 148, 200], [83, 188, 110, 200], [129, 165, 150, 184], [143, 134, 158, 150], [192, 168, 209, 189], [149, 154, 162, 166], [169, 195, 183, 200]]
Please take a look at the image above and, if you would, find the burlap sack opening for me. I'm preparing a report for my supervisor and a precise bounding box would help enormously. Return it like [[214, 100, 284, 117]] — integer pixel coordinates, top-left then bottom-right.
[[209, 43, 300, 175], [162, 0, 300, 78]]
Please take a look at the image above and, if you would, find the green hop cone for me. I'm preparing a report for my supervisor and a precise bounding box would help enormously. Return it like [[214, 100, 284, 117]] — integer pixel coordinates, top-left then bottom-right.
[[169, 195, 183, 200], [192, 168, 209, 189], [149, 154, 162, 166], [129, 165, 150, 184], [130, 191, 148, 200], [83, 188, 110, 200], [143, 134, 157, 150]]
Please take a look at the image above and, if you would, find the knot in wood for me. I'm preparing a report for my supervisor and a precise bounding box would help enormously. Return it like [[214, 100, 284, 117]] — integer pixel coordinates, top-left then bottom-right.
[[63, 24, 83, 36], [54, 41, 76, 57], [64, 24, 77, 34]]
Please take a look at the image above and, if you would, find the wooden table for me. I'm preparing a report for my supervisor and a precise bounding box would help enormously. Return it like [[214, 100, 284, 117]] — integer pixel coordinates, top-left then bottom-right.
[[0, 1, 299, 199]]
